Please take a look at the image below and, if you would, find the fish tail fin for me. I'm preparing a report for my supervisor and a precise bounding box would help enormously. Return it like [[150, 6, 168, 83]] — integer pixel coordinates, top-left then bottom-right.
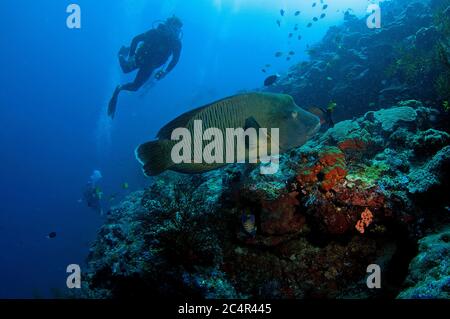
[[325, 109, 335, 128], [135, 140, 175, 176], [328, 116, 335, 128], [319, 108, 335, 128]]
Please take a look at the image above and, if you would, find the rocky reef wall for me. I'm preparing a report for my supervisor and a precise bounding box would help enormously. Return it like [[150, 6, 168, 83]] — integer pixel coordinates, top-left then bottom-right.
[[80, 0, 450, 299], [81, 101, 450, 299], [269, 0, 450, 123]]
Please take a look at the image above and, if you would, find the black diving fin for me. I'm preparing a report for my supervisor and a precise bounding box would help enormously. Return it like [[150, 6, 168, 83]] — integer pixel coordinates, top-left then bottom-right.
[[108, 85, 121, 119]]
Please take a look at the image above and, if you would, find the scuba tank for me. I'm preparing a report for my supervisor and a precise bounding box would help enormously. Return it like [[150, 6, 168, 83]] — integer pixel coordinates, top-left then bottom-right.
[[135, 19, 182, 68], [152, 18, 183, 41]]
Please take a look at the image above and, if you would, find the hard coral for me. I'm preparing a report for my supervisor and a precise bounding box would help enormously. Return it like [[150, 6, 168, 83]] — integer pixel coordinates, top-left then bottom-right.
[[411, 129, 450, 157], [338, 138, 367, 152], [83, 98, 450, 299], [335, 185, 385, 208], [398, 227, 450, 299], [373, 106, 418, 131]]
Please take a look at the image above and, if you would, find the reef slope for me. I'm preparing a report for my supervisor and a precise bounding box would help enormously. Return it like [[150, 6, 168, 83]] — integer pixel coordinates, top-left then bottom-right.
[[82, 101, 449, 299]]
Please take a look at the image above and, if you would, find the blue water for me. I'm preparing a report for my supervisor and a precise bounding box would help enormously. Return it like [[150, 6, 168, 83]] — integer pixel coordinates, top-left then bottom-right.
[[0, 0, 376, 298]]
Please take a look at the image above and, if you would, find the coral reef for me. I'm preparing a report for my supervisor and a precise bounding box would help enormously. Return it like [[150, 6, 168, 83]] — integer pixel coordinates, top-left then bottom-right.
[[269, 0, 450, 123], [408, 145, 450, 194], [81, 101, 450, 299], [398, 227, 450, 299], [79, 0, 450, 299]]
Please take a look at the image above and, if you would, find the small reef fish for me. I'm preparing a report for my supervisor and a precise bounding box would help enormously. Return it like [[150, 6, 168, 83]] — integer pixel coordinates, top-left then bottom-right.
[[264, 75, 279, 86], [122, 182, 129, 190], [307, 104, 335, 127], [262, 69, 267, 73], [312, 3, 317, 7], [289, 51, 295, 56], [327, 101, 337, 112], [275, 51, 283, 57], [320, 13, 326, 19], [308, 107, 323, 118], [443, 101, 450, 112], [280, 9, 285, 16], [298, 35, 302, 40], [46, 232, 57, 239], [241, 214, 257, 237], [295, 11, 301, 16], [276, 20, 281, 27], [307, 23, 313, 28], [135, 93, 321, 176], [286, 57, 291, 61], [323, 4, 328, 10], [313, 17, 318, 22], [288, 33, 293, 38]]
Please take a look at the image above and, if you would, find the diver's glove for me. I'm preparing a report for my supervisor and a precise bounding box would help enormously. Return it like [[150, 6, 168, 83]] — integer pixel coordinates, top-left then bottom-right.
[[155, 70, 166, 81], [118, 46, 130, 57]]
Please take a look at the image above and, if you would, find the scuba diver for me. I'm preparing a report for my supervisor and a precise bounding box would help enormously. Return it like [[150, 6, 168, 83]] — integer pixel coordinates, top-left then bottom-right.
[[108, 16, 183, 119], [83, 182, 103, 215], [83, 170, 104, 215]]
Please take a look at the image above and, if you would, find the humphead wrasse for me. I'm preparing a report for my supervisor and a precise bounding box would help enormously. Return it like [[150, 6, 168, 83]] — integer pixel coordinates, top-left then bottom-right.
[[136, 92, 321, 176]]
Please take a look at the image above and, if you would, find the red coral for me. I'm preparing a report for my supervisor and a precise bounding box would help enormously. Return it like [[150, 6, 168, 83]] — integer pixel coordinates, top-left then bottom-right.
[[320, 166, 348, 192], [355, 208, 374, 234], [338, 138, 367, 152], [335, 186, 385, 208], [319, 151, 345, 166], [297, 167, 320, 184], [355, 220, 365, 234], [296, 148, 347, 192]]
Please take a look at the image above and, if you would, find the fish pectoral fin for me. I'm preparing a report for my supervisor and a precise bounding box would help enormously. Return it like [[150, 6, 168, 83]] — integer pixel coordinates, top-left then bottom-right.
[[244, 116, 277, 150], [244, 117, 262, 131], [244, 117, 262, 151]]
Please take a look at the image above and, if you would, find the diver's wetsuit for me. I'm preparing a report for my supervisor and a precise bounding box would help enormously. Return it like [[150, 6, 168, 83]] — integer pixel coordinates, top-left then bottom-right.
[[108, 24, 182, 118]]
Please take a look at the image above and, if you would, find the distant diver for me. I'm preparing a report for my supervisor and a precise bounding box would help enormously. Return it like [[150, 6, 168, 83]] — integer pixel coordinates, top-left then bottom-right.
[[83, 183, 103, 215], [83, 170, 104, 215], [108, 16, 183, 119]]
